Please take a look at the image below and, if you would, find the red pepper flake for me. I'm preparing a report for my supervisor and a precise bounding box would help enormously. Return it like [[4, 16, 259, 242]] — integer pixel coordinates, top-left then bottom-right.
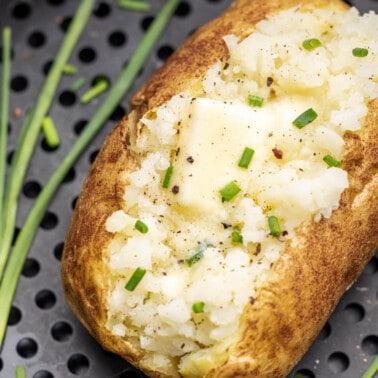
[[267, 76, 274, 87], [254, 243, 262, 256], [186, 156, 194, 163], [272, 148, 283, 159], [249, 296, 255, 305], [172, 185, 179, 194]]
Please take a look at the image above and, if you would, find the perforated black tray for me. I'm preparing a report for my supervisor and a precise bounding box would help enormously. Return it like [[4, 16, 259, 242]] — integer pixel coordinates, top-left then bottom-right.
[[0, 1, 377, 377]]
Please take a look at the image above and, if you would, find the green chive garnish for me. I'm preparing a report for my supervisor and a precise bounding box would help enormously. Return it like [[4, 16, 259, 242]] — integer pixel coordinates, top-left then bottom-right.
[[0, 27, 11, 249], [125, 267, 146, 291], [81, 79, 109, 103], [16, 366, 26, 378], [162, 165, 173, 188], [118, 0, 151, 12], [323, 155, 341, 168], [70, 77, 86, 92], [231, 231, 243, 244], [219, 181, 241, 202], [268, 216, 281, 237], [352, 47, 368, 57], [62, 64, 77, 75], [361, 355, 378, 378], [41, 116, 60, 148], [293, 108, 318, 129], [135, 220, 148, 233], [185, 241, 212, 267], [302, 38, 322, 51], [247, 94, 264, 107], [238, 147, 255, 169], [192, 302, 205, 313]]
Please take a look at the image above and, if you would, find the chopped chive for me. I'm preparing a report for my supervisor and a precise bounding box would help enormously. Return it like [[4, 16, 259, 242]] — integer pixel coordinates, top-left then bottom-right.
[[302, 38, 322, 51], [361, 355, 378, 378], [0, 27, 11, 244], [352, 47, 368, 57], [268, 216, 281, 237], [162, 165, 173, 188], [186, 241, 212, 267], [80, 79, 109, 103], [135, 220, 148, 233], [70, 77, 86, 92], [62, 64, 77, 75], [16, 366, 26, 378], [0, 0, 180, 348], [231, 231, 243, 244], [118, 0, 151, 12], [323, 155, 341, 168], [238, 147, 255, 168], [192, 302, 205, 313], [292, 108, 318, 129], [247, 94, 264, 107], [219, 181, 241, 202], [41, 116, 60, 148], [0, 0, 95, 282], [125, 267, 146, 291]]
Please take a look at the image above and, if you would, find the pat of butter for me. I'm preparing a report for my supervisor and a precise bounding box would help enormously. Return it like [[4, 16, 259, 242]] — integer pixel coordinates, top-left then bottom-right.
[[171, 97, 312, 214]]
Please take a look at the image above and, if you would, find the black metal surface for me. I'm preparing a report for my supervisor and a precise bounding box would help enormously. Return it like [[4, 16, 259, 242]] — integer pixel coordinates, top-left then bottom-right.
[[0, 1, 377, 377]]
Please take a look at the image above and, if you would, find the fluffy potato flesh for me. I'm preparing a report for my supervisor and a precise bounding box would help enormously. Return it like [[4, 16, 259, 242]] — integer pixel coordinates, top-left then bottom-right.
[[62, 1, 378, 377]]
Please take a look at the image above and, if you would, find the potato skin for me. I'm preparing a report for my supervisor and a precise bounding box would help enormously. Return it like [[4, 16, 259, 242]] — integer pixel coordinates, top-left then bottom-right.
[[62, 0, 378, 377]]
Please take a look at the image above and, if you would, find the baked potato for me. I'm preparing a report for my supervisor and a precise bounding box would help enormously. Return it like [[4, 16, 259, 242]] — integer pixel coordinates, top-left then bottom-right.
[[62, 0, 378, 377]]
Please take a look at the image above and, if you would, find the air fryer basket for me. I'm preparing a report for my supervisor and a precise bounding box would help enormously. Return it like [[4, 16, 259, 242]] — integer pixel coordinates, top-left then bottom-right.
[[0, 1, 377, 377]]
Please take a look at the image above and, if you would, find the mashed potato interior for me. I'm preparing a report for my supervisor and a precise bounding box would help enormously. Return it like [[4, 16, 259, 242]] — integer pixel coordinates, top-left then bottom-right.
[[105, 6, 378, 376]]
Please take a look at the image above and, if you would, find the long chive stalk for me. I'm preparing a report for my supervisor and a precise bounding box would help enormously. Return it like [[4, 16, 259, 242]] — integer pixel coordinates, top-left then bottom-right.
[[0, 0, 95, 280], [0, 0, 179, 347], [0, 27, 11, 243], [361, 355, 378, 378]]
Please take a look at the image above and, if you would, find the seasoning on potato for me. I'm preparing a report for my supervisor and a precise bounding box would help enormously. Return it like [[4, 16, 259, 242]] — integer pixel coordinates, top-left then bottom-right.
[[62, 0, 378, 377]]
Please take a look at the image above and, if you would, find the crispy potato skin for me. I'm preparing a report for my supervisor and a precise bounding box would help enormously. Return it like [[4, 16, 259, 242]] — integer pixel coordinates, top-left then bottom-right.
[[62, 0, 378, 377]]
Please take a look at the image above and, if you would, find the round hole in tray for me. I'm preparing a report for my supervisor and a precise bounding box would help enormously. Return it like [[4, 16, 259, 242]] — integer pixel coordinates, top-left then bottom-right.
[[60, 16, 72, 33], [22, 257, 40, 278], [108, 31, 127, 47], [42, 60, 53, 76], [110, 105, 126, 122], [33, 370, 54, 378], [362, 335, 378, 355], [51, 321, 73, 342], [73, 119, 88, 135], [23, 180, 42, 198], [318, 321, 331, 340], [0, 357, 2, 370], [89, 149, 99, 164], [343, 303, 365, 323], [62, 166, 76, 183], [16, 337, 38, 358], [8, 306, 22, 326], [93, 2, 111, 18], [12, 227, 21, 246], [119, 369, 145, 378], [11, 75, 28, 92], [67, 353, 90, 375], [327, 351, 350, 374], [71, 195, 78, 210], [141, 16, 154, 31], [157, 45, 174, 61], [47, 0, 65, 6], [40, 211, 58, 230], [53, 242, 64, 261], [28, 31, 46, 48], [78, 47, 97, 64], [58, 90, 76, 107], [363, 255, 378, 274], [292, 368, 315, 378], [12, 2, 32, 19], [175, 1, 191, 17], [35, 289, 56, 310]]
